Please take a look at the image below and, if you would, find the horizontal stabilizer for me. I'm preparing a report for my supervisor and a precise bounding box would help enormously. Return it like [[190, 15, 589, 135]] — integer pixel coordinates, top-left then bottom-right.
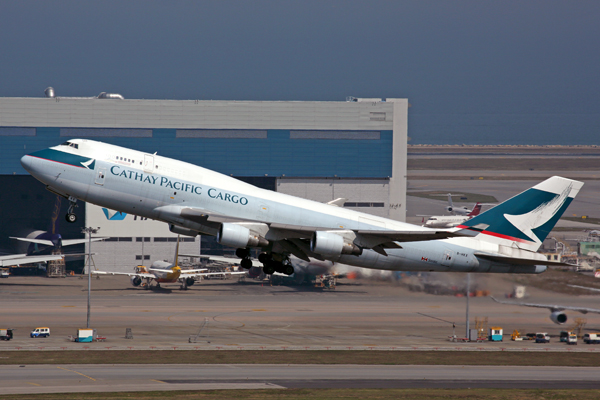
[[474, 252, 576, 267], [0, 254, 63, 267], [10, 237, 54, 246]]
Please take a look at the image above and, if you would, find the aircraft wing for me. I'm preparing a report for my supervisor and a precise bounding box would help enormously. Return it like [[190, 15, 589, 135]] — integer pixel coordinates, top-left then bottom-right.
[[60, 238, 107, 246], [92, 270, 155, 279], [9, 237, 106, 246], [203, 255, 263, 268], [568, 285, 600, 292], [491, 296, 600, 314], [180, 268, 208, 273], [179, 207, 461, 243], [185, 271, 247, 278], [0, 254, 63, 267]]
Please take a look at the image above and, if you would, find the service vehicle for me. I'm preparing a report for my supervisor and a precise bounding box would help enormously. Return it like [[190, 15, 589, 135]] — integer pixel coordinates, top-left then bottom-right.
[[583, 333, 600, 344], [567, 333, 578, 345], [0, 329, 14, 340], [535, 332, 550, 343], [30, 327, 50, 338]]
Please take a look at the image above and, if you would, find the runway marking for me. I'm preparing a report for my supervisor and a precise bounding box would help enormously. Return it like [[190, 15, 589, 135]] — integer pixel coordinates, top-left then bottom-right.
[[61, 305, 75, 307], [252, 309, 267, 311], [150, 379, 166, 384], [56, 366, 96, 381], [26, 382, 41, 386]]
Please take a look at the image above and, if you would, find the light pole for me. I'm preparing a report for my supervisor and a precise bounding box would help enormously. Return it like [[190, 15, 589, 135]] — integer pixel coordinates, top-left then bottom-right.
[[465, 273, 471, 339], [82, 227, 99, 329]]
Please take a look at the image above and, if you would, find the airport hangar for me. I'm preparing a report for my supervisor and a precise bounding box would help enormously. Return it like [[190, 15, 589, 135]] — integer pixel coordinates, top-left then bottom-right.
[[0, 92, 408, 273]]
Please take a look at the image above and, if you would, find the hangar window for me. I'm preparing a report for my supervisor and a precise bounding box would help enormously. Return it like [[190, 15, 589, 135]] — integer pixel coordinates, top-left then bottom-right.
[[135, 255, 151, 260], [344, 202, 385, 208], [0, 127, 35, 136], [60, 128, 152, 138], [290, 130, 380, 140]]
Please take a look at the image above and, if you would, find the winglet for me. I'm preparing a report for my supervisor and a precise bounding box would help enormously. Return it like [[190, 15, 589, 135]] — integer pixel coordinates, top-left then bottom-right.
[[327, 198, 348, 207]]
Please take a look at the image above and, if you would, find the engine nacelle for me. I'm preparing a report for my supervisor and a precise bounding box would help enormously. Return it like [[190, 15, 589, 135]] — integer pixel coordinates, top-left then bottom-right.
[[169, 224, 198, 237], [217, 223, 268, 248], [550, 311, 567, 324], [310, 231, 362, 257], [130, 276, 142, 287], [185, 277, 195, 287]]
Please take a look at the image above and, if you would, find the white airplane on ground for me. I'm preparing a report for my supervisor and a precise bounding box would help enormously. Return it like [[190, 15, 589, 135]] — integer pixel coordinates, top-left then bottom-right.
[[422, 203, 482, 229], [21, 139, 582, 276], [445, 194, 475, 216], [92, 237, 242, 290], [1, 196, 104, 273], [491, 296, 600, 325]]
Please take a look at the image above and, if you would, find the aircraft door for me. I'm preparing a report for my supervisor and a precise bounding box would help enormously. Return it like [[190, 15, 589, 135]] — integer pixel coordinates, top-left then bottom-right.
[[442, 249, 454, 267], [94, 167, 107, 186], [144, 155, 154, 173]]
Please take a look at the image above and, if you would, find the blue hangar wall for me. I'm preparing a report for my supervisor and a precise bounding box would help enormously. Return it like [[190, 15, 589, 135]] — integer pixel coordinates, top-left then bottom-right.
[[2, 128, 393, 178]]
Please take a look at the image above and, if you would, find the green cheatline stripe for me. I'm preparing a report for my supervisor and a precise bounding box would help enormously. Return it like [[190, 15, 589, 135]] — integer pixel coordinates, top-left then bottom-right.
[[29, 148, 94, 169]]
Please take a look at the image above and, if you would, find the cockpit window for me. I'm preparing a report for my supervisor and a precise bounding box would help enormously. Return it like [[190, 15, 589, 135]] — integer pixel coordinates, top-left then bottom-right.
[[61, 141, 79, 149]]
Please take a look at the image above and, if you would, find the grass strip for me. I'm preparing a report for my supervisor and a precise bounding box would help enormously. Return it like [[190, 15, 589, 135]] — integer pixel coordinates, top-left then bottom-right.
[[2, 388, 600, 400], [2, 350, 600, 366]]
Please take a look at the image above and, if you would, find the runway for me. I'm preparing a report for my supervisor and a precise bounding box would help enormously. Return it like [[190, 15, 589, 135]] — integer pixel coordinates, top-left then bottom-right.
[[1, 364, 599, 394]]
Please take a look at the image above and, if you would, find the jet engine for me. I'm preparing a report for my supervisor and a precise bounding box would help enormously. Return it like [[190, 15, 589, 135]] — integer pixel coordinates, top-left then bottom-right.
[[310, 231, 362, 257], [185, 277, 195, 287], [217, 223, 268, 248], [169, 224, 198, 237], [550, 311, 567, 325], [130, 276, 142, 287]]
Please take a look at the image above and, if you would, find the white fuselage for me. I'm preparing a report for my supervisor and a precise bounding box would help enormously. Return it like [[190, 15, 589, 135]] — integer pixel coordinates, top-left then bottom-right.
[[21, 139, 546, 274]]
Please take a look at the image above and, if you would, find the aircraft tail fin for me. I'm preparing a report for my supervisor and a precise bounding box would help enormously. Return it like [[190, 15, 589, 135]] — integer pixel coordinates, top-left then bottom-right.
[[455, 176, 583, 252], [468, 203, 482, 217]]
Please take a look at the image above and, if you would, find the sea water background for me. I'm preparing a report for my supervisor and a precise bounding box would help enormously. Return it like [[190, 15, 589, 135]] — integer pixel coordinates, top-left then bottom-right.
[[408, 114, 600, 145]]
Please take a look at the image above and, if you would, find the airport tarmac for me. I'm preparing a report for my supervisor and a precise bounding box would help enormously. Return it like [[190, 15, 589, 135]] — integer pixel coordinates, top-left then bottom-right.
[[1, 273, 599, 351], [2, 364, 600, 394]]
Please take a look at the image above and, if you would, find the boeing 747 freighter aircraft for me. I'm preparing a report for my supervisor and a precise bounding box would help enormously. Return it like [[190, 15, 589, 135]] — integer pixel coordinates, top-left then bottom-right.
[[21, 139, 582, 276]]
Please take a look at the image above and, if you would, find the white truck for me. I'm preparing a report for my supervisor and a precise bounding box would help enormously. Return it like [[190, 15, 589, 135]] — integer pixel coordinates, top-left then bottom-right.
[[583, 333, 600, 344]]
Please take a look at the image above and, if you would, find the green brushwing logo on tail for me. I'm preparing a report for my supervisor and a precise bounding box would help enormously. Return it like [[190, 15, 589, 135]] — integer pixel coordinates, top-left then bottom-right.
[[458, 186, 573, 244]]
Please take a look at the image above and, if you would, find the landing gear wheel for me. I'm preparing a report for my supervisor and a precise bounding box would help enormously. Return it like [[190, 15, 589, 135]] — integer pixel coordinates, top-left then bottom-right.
[[283, 265, 294, 276], [258, 253, 271, 264], [66, 196, 78, 223], [240, 258, 253, 269], [236, 248, 250, 259], [263, 263, 275, 275]]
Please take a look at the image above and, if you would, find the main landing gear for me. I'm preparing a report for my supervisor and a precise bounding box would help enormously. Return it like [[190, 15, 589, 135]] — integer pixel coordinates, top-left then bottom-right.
[[258, 252, 294, 276], [236, 248, 254, 270], [65, 196, 78, 223], [235, 248, 295, 276]]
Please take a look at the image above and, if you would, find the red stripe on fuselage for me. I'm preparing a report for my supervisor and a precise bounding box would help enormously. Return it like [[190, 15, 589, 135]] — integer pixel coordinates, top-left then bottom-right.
[[28, 155, 86, 168], [456, 225, 532, 244]]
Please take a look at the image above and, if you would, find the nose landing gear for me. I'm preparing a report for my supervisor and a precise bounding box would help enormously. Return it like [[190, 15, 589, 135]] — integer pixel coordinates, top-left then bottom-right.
[[65, 196, 78, 223]]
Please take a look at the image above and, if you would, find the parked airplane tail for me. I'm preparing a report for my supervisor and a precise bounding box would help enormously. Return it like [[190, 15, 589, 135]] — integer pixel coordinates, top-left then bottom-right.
[[467, 202, 482, 217], [454, 176, 583, 252]]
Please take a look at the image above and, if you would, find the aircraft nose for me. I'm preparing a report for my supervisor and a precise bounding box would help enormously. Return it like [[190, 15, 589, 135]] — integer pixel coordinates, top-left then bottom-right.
[[20, 154, 35, 173]]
